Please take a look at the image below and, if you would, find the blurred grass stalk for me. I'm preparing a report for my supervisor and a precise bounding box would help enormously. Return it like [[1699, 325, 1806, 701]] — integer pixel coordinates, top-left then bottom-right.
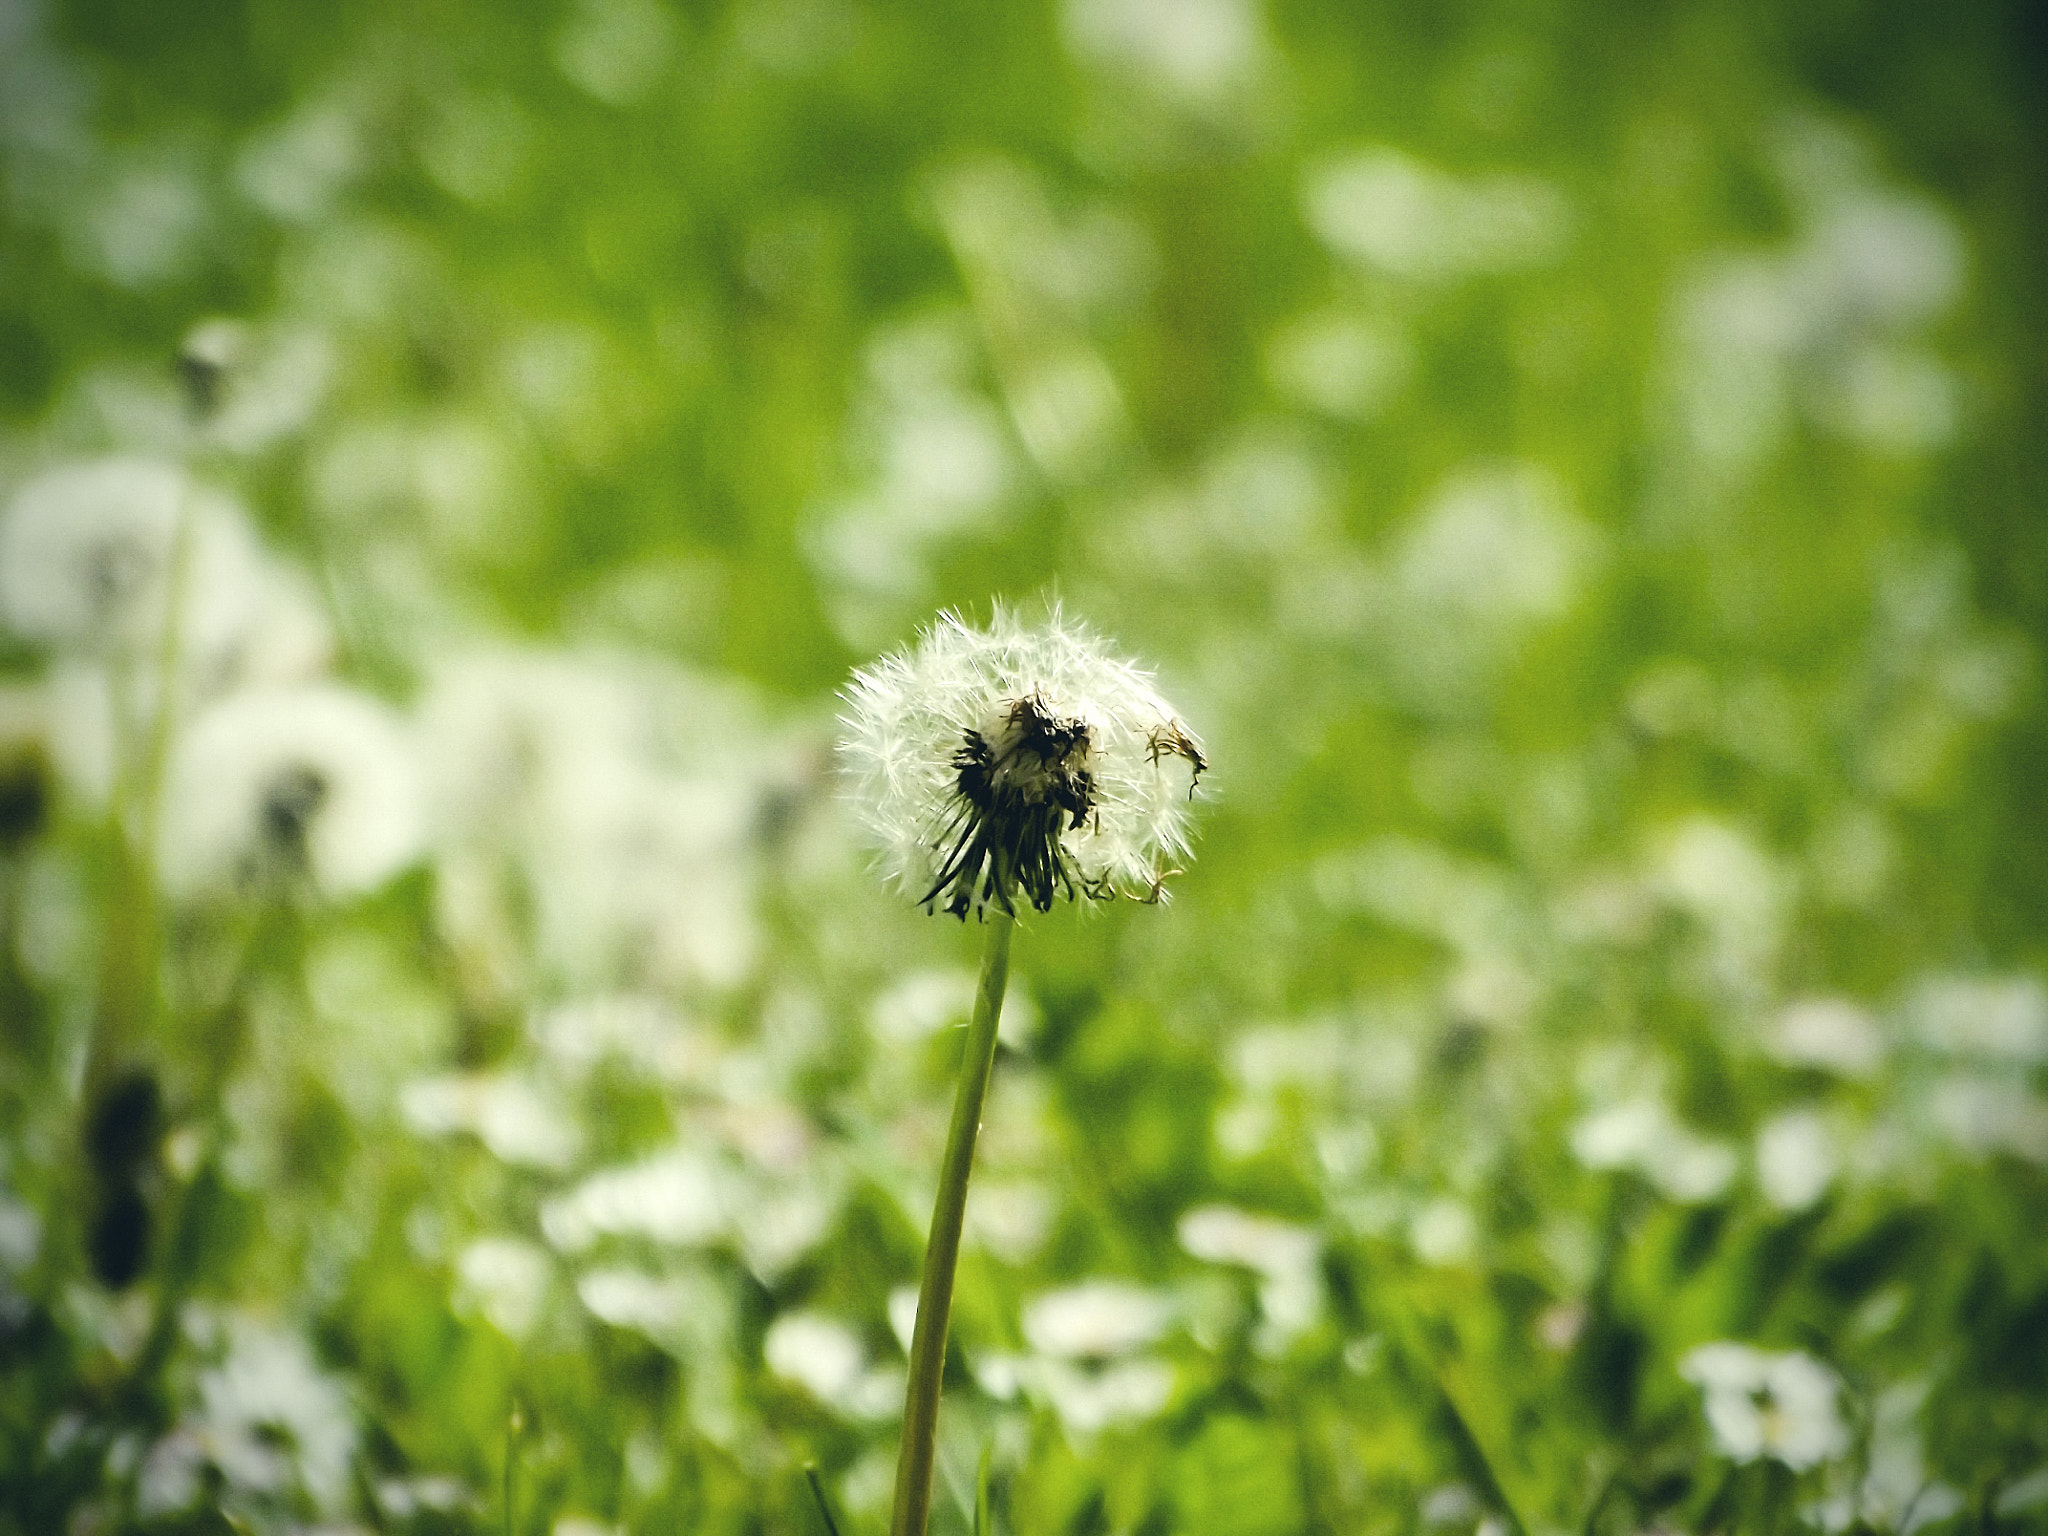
[[81, 486, 199, 1293], [890, 909, 1014, 1536]]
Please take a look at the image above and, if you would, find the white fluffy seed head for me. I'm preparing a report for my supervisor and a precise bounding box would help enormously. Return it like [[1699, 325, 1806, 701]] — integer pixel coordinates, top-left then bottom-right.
[[158, 684, 424, 901], [838, 605, 1205, 918]]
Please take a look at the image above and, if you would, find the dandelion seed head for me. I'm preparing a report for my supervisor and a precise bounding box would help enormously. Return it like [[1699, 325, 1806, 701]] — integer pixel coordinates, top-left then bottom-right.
[[1, 458, 203, 651], [157, 684, 424, 900], [839, 606, 1203, 918], [0, 457, 331, 708]]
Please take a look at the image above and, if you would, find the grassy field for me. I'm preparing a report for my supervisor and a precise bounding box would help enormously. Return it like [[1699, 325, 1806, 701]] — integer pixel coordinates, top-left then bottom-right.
[[1, 1, 2044, 1531]]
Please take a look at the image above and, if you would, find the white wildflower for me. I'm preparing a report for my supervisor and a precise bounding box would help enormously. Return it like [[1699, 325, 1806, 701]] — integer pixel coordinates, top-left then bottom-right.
[[157, 684, 423, 900], [1027, 1355, 1175, 1434], [1680, 1342, 1849, 1471], [1907, 973, 2048, 1062], [538, 1150, 727, 1251], [0, 457, 187, 650], [761, 1318, 897, 1425], [0, 457, 287, 670], [1927, 1073, 2048, 1163], [1769, 997, 1887, 1077], [764, 1312, 865, 1403], [193, 1319, 359, 1512], [0, 1191, 41, 1271], [1409, 1199, 1479, 1267], [177, 318, 335, 452], [839, 607, 1204, 918], [401, 1071, 582, 1172], [1997, 1467, 2048, 1519], [1178, 1204, 1323, 1341], [1571, 1096, 1738, 1203], [421, 648, 764, 992], [1022, 1279, 1174, 1359], [966, 1178, 1056, 1263], [1061, 0, 1267, 102], [455, 1236, 551, 1339], [1756, 1108, 1838, 1212], [1813, 1380, 1962, 1533], [576, 1269, 692, 1335]]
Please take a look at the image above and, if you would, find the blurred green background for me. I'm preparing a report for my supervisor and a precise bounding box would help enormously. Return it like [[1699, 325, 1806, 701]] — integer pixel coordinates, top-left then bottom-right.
[[2, 0, 2045, 1532]]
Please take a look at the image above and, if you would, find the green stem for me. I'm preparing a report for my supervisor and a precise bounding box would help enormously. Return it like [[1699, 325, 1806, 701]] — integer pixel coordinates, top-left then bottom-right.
[[890, 910, 1013, 1536]]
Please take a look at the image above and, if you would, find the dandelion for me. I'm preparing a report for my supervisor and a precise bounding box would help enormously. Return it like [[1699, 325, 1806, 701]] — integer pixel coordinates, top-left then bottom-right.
[[156, 684, 423, 900], [176, 318, 335, 451], [839, 605, 1203, 919], [838, 604, 1203, 1536], [0, 458, 278, 661], [1680, 1341, 1849, 1471], [0, 459, 185, 652], [0, 459, 332, 820]]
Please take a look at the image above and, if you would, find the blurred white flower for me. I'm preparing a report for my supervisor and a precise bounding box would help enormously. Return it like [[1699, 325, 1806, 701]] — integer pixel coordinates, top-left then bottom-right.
[[576, 1268, 692, 1335], [974, 1348, 1176, 1435], [553, 0, 680, 105], [1393, 464, 1595, 626], [422, 648, 764, 992], [1178, 1204, 1323, 1341], [157, 684, 423, 900], [1030, 1355, 1175, 1434], [1571, 1097, 1737, 1204], [1813, 1380, 1961, 1533], [1663, 131, 1969, 468], [539, 1150, 728, 1251], [1680, 1342, 1848, 1471], [1997, 1467, 2048, 1520], [373, 1474, 475, 1521], [1409, 1199, 1479, 1268], [535, 992, 711, 1084], [765, 1309, 907, 1420], [144, 1319, 359, 1514], [455, 1236, 551, 1339], [764, 1311, 865, 1402], [1756, 1108, 1837, 1212], [1, 457, 180, 648], [1769, 997, 1887, 1077], [870, 966, 1039, 1049], [401, 1072, 583, 1171], [1061, 0, 1267, 102], [178, 318, 336, 452], [1022, 1280, 1174, 1359], [1264, 308, 1413, 421], [966, 1178, 1056, 1263], [1303, 148, 1570, 282], [840, 607, 1204, 918], [888, 1284, 920, 1354], [1907, 973, 2048, 1062], [1927, 1074, 2048, 1164], [0, 458, 302, 674], [1653, 816, 1789, 1000], [0, 1192, 42, 1271]]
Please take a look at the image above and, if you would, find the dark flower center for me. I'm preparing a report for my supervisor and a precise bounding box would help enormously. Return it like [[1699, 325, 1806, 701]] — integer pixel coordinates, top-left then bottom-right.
[[259, 764, 330, 864], [924, 693, 1096, 919]]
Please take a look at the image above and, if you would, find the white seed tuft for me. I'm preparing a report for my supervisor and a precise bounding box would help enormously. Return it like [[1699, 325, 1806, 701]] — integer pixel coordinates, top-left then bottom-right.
[[838, 606, 1204, 918], [158, 684, 423, 900]]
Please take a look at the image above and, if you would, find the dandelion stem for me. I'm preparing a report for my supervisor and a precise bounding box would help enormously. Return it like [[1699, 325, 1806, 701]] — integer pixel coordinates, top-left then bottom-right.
[[890, 908, 1013, 1536]]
